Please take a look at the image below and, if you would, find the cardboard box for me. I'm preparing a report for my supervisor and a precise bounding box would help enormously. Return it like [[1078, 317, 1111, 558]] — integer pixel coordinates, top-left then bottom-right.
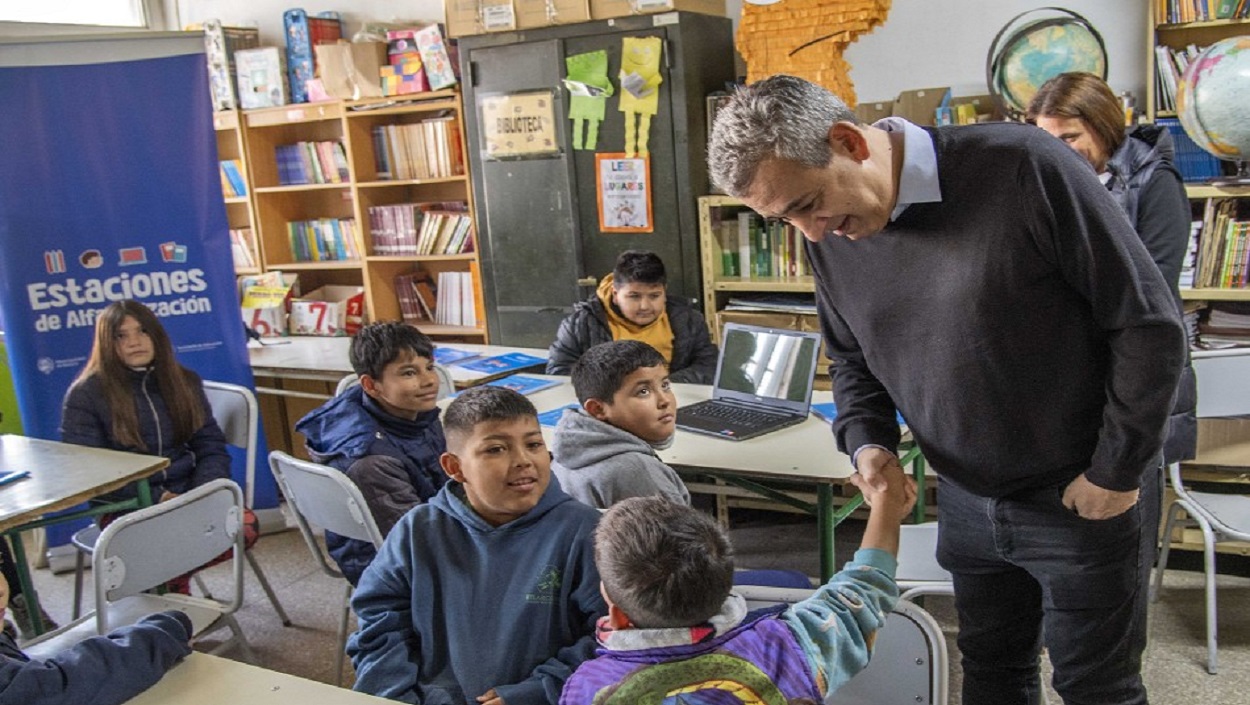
[[517, 0, 591, 28], [590, 0, 726, 20], [853, 99, 893, 125], [315, 41, 386, 100], [949, 94, 1000, 124], [240, 272, 296, 338], [446, 0, 518, 38], [290, 285, 366, 336], [892, 87, 951, 126]]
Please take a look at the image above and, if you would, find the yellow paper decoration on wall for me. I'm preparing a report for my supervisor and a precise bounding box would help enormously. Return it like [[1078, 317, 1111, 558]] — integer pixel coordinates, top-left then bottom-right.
[[737, 0, 892, 107], [618, 36, 663, 157]]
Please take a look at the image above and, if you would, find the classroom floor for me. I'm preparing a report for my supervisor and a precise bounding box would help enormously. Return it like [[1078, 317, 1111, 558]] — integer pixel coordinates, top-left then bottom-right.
[[21, 507, 1250, 705]]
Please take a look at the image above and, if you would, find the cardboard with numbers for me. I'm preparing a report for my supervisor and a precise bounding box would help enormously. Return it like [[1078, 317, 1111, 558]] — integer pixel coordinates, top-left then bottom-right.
[[289, 285, 366, 336]]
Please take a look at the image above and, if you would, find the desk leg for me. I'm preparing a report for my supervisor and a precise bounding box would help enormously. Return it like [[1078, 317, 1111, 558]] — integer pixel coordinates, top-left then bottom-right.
[[817, 484, 834, 582], [6, 533, 45, 635], [913, 454, 927, 525], [136, 478, 153, 508]]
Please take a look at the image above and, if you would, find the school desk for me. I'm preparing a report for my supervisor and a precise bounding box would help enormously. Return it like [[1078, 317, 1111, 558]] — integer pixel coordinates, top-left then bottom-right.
[[122, 652, 390, 705]]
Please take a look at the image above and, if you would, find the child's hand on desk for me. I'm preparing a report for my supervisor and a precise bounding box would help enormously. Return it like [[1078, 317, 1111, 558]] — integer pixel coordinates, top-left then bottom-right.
[[477, 688, 506, 705]]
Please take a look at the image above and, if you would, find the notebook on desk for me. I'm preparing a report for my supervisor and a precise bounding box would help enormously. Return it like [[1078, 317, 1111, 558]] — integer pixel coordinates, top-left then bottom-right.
[[676, 323, 823, 441]]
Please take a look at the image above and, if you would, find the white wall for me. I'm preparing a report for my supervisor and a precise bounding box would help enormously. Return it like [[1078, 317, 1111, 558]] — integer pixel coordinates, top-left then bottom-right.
[[173, 1, 445, 45], [842, 0, 1148, 103]]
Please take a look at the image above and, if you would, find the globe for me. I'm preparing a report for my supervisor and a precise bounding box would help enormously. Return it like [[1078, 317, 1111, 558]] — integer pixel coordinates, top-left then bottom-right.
[[1177, 35, 1250, 184], [987, 8, 1108, 119]]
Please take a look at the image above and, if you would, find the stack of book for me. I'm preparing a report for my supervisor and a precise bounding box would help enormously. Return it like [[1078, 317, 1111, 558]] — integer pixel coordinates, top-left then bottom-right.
[[275, 141, 350, 185], [434, 269, 481, 328], [367, 202, 474, 256], [229, 228, 259, 270], [713, 210, 812, 279], [219, 159, 248, 197], [1193, 199, 1250, 289], [287, 218, 361, 262], [1156, 0, 1249, 25], [1199, 302, 1250, 348], [395, 271, 437, 323], [371, 115, 465, 180]]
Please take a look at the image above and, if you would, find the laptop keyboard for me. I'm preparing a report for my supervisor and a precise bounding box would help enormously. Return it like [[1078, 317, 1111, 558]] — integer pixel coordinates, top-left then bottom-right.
[[683, 401, 789, 426]]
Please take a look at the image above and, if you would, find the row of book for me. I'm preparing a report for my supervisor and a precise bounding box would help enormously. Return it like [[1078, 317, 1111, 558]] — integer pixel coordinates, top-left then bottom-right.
[[367, 202, 474, 256], [1198, 302, 1250, 348], [229, 228, 260, 270], [288, 218, 362, 262], [219, 159, 248, 197], [1191, 199, 1250, 289], [1153, 44, 1204, 116], [394, 268, 483, 328], [1156, 118, 1224, 182], [1156, 0, 1250, 24], [371, 116, 465, 181], [714, 211, 813, 279], [276, 141, 350, 186]]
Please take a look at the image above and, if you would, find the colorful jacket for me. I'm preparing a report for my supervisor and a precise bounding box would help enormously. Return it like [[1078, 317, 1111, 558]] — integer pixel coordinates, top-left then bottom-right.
[[295, 384, 447, 584], [0, 611, 191, 705], [560, 549, 898, 705], [60, 367, 229, 499]]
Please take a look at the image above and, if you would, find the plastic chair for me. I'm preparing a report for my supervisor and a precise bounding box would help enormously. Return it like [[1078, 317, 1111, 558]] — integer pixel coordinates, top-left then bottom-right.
[[1152, 352, 1250, 674], [269, 450, 385, 685], [334, 363, 454, 399], [737, 586, 948, 705], [71, 381, 291, 628], [24, 479, 256, 663]]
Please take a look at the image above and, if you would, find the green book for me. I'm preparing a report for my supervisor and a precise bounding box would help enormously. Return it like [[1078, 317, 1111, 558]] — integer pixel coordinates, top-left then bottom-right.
[[1216, 1, 1236, 19]]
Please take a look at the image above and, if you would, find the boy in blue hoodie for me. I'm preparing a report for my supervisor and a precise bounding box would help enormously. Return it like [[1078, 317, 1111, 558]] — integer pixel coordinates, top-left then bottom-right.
[[0, 573, 192, 705], [348, 386, 606, 705], [295, 322, 447, 585]]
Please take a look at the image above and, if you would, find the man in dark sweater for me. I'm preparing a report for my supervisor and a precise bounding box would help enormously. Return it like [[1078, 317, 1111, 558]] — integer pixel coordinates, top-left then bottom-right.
[[709, 75, 1185, 705]]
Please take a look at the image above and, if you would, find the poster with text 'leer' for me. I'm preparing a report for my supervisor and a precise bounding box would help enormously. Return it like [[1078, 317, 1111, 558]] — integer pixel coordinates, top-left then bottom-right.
[[596, 153, 652, 233]]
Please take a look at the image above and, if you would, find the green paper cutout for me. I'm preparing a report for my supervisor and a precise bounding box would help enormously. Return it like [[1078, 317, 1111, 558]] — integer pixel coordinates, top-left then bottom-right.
[[564, 50, 613, 150]]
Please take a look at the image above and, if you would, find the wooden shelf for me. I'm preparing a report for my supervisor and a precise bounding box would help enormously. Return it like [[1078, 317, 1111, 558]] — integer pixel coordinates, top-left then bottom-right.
[[412, 324, 487, 336], [366, 254, 476, 263], [234, 266, 262, 276], [1158, 17, 1250, 31], [245, 102, 344, 127], [710, 278, 815, 293], [1186, 184, 1250, 199], [1181, 288, 1250, 301], [254, 183, 352, 194], [355, 176, 468, 189], [224, 196, 250, 204], [268, 261, 364, 271], [345, 93, 460, 118]]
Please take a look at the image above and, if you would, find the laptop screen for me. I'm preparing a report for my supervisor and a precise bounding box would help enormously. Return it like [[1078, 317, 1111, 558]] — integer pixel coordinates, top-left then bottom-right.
[[715, 324, 821, 406]]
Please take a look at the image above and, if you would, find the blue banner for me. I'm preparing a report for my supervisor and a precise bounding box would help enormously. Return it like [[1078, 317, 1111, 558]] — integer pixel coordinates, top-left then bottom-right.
[[0, 38, 277, 531]]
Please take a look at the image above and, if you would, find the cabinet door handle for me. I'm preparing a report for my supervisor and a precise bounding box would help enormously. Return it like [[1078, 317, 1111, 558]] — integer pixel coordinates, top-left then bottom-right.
[[576, 276, 598, 287]]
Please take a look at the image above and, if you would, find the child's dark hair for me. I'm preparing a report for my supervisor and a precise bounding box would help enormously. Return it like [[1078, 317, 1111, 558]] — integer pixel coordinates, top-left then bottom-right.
[[443, 386, 538, 443], [595, 497, 735, 628], [613, 250, 666, 286], [571, 340, 666, 404], [349, 322, 435, 379]]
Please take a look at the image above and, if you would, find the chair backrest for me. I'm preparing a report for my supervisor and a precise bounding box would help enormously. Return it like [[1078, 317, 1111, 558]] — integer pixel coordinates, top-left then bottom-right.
[[1193, 353, 1250, 418], [735, 587, 948, 705], [896, 523, 954, 600], [269, 451, 385, 579], [335, 364, 454, 400], [202, 380, 259, 509], [93, 478, 245, 632]]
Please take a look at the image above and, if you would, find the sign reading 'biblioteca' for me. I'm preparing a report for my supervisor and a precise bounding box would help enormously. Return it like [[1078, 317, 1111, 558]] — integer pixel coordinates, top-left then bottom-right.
[[478, 89, 559, 160]]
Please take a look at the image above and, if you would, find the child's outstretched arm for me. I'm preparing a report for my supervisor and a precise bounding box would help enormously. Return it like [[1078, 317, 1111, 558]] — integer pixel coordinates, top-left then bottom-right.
[[781, 461, 916, 696], [0, 611, 191, 705]]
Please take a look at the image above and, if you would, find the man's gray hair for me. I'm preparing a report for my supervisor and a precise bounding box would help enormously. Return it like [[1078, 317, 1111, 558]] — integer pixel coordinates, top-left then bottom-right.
[[708, 75, 860, 197]]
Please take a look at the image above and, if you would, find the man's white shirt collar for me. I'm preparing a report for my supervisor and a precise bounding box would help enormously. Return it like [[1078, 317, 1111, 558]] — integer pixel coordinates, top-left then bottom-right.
[[873, 116, 942, 221]]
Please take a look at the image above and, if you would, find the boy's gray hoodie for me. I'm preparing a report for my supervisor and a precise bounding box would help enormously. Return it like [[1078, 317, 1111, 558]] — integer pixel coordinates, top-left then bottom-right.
[[550, 407, 690, 508]]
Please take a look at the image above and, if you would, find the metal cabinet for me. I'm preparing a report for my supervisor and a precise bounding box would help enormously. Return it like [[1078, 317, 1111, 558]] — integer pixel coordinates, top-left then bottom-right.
[[458, 12, 734, 346]]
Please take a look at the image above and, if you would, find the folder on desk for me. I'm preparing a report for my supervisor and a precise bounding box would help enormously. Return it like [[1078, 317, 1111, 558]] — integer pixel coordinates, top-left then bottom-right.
[[458, 352, 546, 374], [0, 470, 30, 488], [810, 401, 907, 429]]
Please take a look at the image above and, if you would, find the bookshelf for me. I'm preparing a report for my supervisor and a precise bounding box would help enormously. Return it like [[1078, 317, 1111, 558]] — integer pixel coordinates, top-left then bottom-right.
[[214, 110, 262, 275], [697, 195, 830, 386], [239, 91, 487, 341]]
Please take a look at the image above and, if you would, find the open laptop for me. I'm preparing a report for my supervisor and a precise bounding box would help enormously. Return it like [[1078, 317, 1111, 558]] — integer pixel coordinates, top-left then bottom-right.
[[676, 322, 823, 441]]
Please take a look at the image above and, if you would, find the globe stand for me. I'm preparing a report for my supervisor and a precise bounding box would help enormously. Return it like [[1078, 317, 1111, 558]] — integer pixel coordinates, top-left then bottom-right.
[[1209, 160, 1250, 187]]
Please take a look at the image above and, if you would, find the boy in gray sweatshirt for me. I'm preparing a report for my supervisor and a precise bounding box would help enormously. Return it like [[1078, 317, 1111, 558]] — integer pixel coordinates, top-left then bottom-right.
[[552, 340, 690, 509]]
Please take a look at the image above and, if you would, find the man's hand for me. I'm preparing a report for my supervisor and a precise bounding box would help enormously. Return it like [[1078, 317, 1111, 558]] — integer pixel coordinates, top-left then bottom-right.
[[851, 460, 917, 525], [854, 447, 907, 504], [477, 689, 506, 705], [1062, 473, 1139, 520]]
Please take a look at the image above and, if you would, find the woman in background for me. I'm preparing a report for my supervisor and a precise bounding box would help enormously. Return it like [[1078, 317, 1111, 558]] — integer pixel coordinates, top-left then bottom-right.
[[60, 300, 255, 592], [1028, 71, 1196, 465]]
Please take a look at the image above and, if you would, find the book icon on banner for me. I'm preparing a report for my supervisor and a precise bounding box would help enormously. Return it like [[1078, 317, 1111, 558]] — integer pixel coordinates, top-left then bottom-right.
[[484, 375, 561, 396], [160, 241, 188, 263], [458, 352, 545, 374], [810, 402, 906, 429], [44, 250, 66, 274], [434, 347, 481, 366], [118, 246, 147, 266], [538, 403, 580, 428]]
